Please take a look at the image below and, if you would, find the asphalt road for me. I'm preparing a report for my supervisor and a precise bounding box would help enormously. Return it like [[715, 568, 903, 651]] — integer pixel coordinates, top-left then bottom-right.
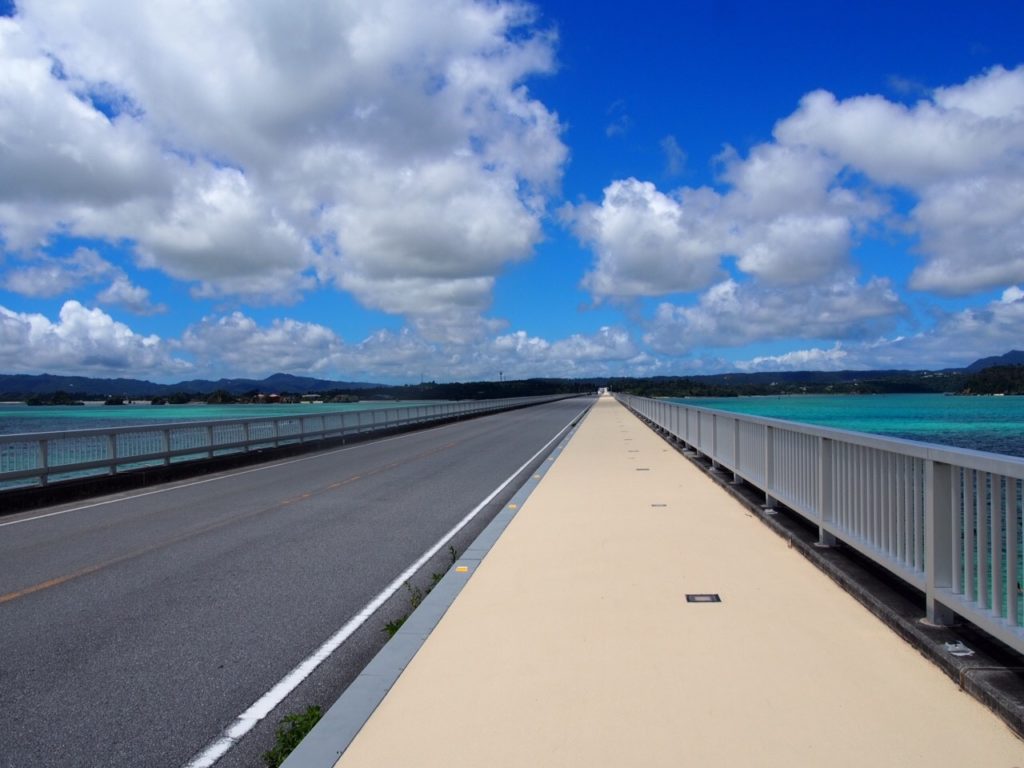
[[0, 397, 593, 768]]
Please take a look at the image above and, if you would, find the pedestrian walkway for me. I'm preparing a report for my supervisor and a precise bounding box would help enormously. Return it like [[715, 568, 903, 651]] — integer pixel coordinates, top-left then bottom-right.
[[315, 395, 1024, 766]]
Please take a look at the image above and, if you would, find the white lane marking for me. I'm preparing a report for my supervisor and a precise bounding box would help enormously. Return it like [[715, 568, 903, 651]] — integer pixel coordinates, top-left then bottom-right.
[[0, 412, 484, 529], [181, 403, 590, 768]]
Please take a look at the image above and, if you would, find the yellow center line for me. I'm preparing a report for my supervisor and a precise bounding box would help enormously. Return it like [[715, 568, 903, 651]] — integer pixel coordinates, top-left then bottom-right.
[[0, 564, 110, 604], [0, 504, 283, 605], [1, 439, 463, 605]]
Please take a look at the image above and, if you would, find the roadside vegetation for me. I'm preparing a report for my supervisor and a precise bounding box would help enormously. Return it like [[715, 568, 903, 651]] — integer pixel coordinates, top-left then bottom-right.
[[259, 546, 461, 766], [263, 705, 323, 768], [959, 364, 1024, 395], [383, 546, 458, 638]]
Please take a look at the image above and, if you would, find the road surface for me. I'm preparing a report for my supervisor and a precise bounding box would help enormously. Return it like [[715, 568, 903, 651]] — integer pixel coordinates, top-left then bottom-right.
[[0, 398, 592, 768]]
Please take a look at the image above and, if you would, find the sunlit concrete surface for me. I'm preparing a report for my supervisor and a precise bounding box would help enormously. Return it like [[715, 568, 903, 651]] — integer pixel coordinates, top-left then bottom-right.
[[333, 395, 1024, 767]]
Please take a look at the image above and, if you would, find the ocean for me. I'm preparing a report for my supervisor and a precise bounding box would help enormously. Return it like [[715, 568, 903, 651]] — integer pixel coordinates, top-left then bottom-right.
[[666, 393, 1024, 458]]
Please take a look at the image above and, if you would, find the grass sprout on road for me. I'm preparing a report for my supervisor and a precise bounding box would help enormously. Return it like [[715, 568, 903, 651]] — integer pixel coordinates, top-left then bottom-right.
[[263, 705, 323, 767], [383, 546, 457, 638]]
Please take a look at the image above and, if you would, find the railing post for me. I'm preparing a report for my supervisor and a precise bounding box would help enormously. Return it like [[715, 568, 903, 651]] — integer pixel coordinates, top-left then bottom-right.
[[206, 425, 214, 458], [732, 419, 741, 484], [39, 437, 49, 486], [163, 428, 171, 465], [108, 433, 117, 475], [763, 425, 776, 513], [817, 437, 836, 546], [925, 460, 955, 625]]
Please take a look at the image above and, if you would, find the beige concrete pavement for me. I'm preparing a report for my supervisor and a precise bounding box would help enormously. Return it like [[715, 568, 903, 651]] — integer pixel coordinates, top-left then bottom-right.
[[334, 395, 1024, 766]]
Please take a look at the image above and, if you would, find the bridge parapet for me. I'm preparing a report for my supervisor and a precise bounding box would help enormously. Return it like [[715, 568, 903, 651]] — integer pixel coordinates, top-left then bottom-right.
[[617, 393, 1024, 657], [0, 395, 576, 491]]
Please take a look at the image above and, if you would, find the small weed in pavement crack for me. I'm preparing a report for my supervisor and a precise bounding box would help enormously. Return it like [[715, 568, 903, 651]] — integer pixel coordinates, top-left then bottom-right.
[[383, 546, 458, 638], [263, 705, 322, 767]]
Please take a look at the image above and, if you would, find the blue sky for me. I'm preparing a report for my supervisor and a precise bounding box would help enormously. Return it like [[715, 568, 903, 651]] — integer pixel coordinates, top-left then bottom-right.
[[1, 1, 1023, 383]]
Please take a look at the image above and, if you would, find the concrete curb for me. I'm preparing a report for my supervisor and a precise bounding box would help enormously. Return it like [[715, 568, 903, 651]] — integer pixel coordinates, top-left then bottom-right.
[[279, 408, 588, 768]]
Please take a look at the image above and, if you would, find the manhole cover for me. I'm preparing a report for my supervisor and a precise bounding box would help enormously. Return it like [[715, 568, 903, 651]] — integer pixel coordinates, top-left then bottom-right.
[[686, 594, 721, 603]]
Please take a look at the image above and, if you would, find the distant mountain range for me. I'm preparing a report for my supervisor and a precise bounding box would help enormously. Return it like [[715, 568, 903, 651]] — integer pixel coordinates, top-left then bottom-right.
[[0, 372, 379, 399], [2, 350, 1023, 400], [964, 349, 1024, 372]]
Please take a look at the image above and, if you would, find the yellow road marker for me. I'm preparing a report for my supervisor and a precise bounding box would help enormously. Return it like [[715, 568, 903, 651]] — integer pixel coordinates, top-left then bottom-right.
[[455, 565, 470, 573]]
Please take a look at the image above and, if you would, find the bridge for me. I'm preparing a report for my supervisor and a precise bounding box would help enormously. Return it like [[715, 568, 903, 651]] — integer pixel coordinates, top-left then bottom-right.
[[2, 394, 1022, 766], [284, 393, 1024, 767]]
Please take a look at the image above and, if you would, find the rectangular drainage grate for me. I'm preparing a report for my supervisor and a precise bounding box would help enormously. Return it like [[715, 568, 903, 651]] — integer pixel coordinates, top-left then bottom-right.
[[686, 594, 721, 603]]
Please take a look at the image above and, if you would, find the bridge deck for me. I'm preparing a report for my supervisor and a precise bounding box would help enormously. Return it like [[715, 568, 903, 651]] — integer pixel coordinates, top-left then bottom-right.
[[303, 395, 1023, 766]]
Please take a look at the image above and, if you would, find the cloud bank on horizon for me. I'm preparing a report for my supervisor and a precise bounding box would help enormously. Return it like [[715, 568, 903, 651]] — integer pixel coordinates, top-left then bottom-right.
[[0, 0, 1022, 382]]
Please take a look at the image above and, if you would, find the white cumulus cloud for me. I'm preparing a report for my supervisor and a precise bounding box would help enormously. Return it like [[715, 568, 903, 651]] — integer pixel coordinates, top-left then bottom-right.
[[175, 311, 641, 382], [774, 65, 1024, 295], [735, 344, 850, 372], [567, 179, 725, 297], [571, 64, 1024, 320], [644, 277, 903, 355], [4, 247, 165, 314], [2, 1, 566, 331], [0, 18, 171, 250], [0, 301, 187, 376], [178, 312, 345, 376], [736, 287, 1024, 372], [568, 140, 881, 299], [96, 278, 163, 315]]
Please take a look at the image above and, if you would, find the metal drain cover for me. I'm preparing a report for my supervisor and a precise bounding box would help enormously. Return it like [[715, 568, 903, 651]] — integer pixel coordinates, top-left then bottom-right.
[[686, 594, 721, 603]]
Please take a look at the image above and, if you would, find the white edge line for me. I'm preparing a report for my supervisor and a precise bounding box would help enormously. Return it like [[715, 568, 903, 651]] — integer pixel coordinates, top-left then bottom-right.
[[0, 415, 474, 529], [181, 402, 590, 768]]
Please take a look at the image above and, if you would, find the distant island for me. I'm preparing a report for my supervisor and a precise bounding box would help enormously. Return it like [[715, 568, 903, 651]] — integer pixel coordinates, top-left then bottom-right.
[[608, 351, 1024, 397], [957, 364, 1024, 395], [3, 350, 1024, 403], [26, 391, 85, 406]]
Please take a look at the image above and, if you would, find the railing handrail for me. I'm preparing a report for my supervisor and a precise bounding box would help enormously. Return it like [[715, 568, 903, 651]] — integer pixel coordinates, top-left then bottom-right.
[[615, 392, 1024, 657], [649, 398, 1024, 477], [0, 400, 454, 443], [0, 394, 579, 490]]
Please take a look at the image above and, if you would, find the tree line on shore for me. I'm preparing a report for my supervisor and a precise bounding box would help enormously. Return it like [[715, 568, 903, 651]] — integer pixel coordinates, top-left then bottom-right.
[[9, 363, 1024, 406]]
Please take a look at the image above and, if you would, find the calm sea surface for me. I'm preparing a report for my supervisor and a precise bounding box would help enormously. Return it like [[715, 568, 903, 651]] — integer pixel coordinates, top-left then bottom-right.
[[668, 393, 1024, 458], [0, 401, 437, 436]]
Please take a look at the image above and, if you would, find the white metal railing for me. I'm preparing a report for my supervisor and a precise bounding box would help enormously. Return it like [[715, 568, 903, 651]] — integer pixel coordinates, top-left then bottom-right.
[[0, 395, 575, 491], [616, 393, 1024, 656]]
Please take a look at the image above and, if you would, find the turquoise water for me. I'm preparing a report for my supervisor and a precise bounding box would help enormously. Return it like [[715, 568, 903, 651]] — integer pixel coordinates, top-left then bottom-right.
[[0, 401, 437, 436], [668, 394, 1024, 458]]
